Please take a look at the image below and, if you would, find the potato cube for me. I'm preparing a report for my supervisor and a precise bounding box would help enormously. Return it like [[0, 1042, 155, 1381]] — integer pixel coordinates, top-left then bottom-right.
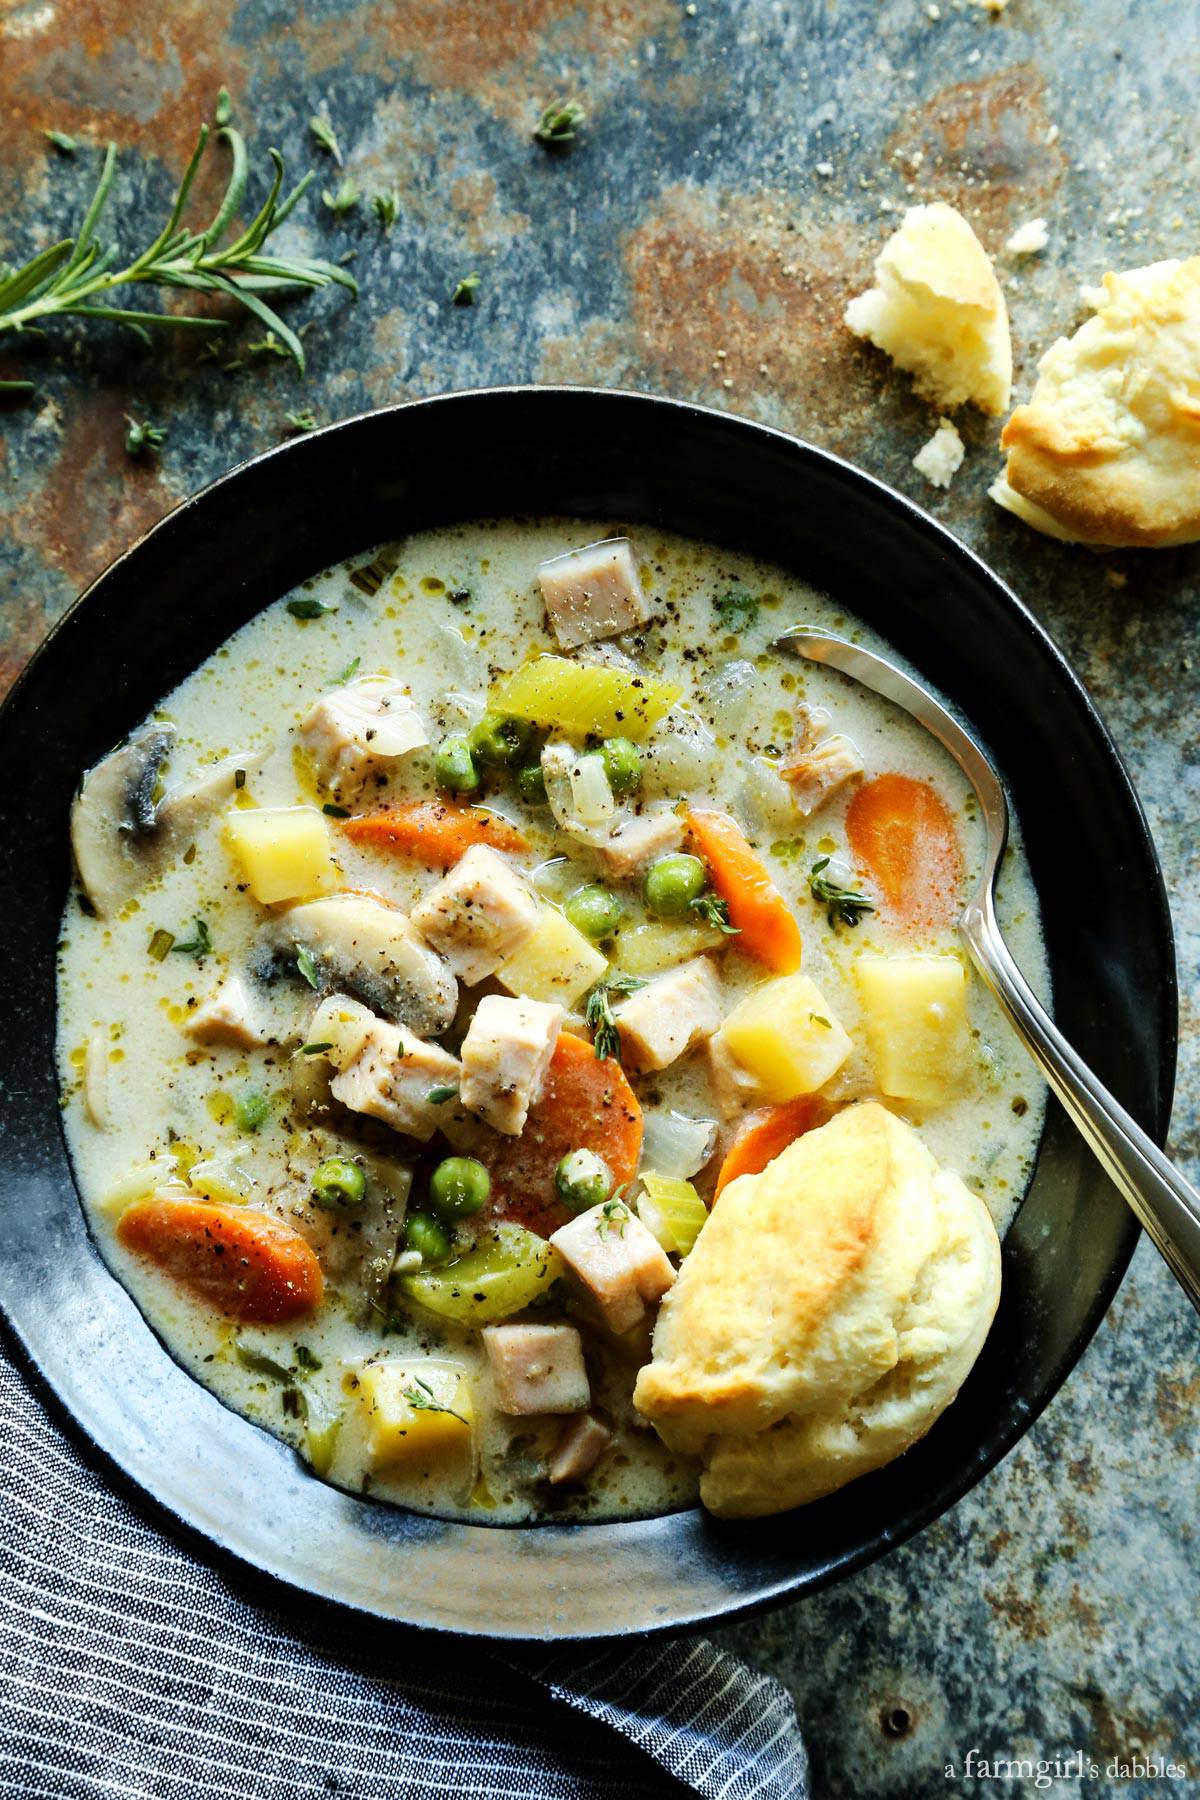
[[853, 953, 970, 1104], [355, 1358, 473, 1472], [717, 972, 852, 1102], [496, 906, 607, 1007], [225, 806, 336, 905]]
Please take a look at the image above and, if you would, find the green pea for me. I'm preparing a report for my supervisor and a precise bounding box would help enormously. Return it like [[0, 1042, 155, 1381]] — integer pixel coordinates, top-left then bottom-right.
[[516, 762, 548, 804], [470, 713, 537, 768], [429, 1155, 491, 1220], [234, 1087, 270, 1133], [601, 736, 642, 796], [434, 735, 479, 794], [311, 1156, 366, 1210], [564, 884, 623, 942], [403, 1210, 454, 1265], [644, 853, 706, 918], [555, 1149, 614, 1214]]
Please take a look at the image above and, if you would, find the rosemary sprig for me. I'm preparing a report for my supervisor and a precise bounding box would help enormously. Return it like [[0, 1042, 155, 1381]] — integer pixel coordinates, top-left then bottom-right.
[[372, 191, 399, 232], [583, 973, 645, 1063], [309, 117, 342, 164], [808, 857, 875, 929], [0, 126, 356, 379], [44, 130, 77, 155]]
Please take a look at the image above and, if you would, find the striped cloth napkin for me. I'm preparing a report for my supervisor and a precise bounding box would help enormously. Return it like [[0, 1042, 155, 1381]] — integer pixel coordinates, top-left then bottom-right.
[[0, 1338, 808, 1799]]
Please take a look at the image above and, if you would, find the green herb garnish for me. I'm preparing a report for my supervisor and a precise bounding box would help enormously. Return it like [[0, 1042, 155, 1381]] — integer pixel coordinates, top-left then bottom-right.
[[583, 973, 646, 1063], [296, 946, 320, 989], [297, 1041, 334, 1056], [534, 99, 586, 147], [372, 191, 399, 231], [426, 1084, 459, 1105], [809, 1012, 832, 1030], [147, 928, 175, 961], [322, 177, 359, 217], [294, 1344, 322, 1372], [808, 857, 875, 929], [689, 892, 739, 935], [713, 588, 760, 633], [125, 417, 165, 458], [402, 1376, 468, 1425], [287, 594, 335, 617], [322, 802, 351, 818], [283, 409, 318, 433], [597, 1198, 629, 1238], [171, 918, 211, 959], [309, 116, 342, 163], [0, 128, 355, 381], [44, 130, 77, 154], [451, 273, 480, 306], [336, 656, 361, 682], [214, 88, 233, 128], [235, 1342, 293, 1383]]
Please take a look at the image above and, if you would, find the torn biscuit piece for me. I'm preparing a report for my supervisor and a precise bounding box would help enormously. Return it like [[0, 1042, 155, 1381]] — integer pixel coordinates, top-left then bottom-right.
[[912, 418, 966, 490]]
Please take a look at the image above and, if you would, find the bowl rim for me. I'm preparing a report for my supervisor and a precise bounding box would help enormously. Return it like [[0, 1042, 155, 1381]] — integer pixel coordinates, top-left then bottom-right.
[[0, 383, 1177, 1640]]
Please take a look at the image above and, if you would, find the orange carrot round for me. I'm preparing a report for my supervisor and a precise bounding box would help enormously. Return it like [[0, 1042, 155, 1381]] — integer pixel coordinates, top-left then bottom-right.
[[482, 1032, 643, 1238], [685, 807, 803, 972], [341, 802, 528, 865], [117, 1197, 323, 1323], [713, 1096, 827, 1200], [845, 773, 963, 931]]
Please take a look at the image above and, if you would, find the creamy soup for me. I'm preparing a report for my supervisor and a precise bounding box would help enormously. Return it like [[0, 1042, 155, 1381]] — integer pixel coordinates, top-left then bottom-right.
[[57, 519, 1048, 1524]]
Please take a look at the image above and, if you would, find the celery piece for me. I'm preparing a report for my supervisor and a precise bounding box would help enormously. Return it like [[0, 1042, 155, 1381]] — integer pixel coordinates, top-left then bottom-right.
[[491, 657, 681, 742], [399, 1222, 562, 1324], [639, 1172, 708, 1256]]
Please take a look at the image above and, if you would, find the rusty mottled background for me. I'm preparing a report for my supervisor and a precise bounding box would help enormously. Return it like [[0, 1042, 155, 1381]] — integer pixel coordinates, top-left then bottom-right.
[[1, 0, 1198, 1793]]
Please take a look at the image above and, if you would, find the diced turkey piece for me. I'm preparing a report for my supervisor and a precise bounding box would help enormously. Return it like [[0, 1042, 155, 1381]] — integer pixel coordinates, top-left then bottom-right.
[[702, 1032, 768, 1119], [781, 733, 865, 816], [300, 677, 428, 796], [278, 893, 457, 1036], [548, 1413, 614, 1485], [329, 1017, 461, 1142], [593, 809, 684, 879], [184, 976, 272, 1049], [549, 1202, 676, 1335], [614, 956, 724, 1073], [482, 1323, 590, 1415], [537, 538, 650, 649], [458, 994, 563, 1136], [410, 844, 540, 986]]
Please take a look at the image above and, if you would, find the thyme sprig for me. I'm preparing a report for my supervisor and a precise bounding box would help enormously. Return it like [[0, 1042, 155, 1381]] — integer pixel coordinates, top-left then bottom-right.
[[402, 1376, 469, 1425], [534, 99, 586, 147], [583, 973, 646, 1063], [808, 857, 875, 929], [690, 891, 739, 934], [0, 125, 356, 381]]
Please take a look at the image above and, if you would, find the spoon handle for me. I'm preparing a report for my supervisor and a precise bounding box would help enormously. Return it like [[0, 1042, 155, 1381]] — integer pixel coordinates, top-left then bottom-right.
[[961, 897, 1200, 1316]]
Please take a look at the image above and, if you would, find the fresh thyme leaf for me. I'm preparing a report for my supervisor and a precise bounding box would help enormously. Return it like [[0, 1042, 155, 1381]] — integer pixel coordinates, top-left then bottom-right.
[[296, 946, 320, 989], [809, 1012, 832, 1030], [147, 928, 175, 961], [298, 1041, 334, 1056], [322, 178, 359, 217], [808, 857, 875, 929], [44, 130, 77, 154], [0, 129, 356, 379], [246, 329, 290, 358], [294, 1344, 322, 1372], [583, 974, 645, 1063], [689, 891, 740, 934], [287, 594, 335, 617], [451, 272, 480, 306], [372, 190, 399, 231], [214, 88, 233, 128], [534, 98, 586, 147], [402, 1376, 468, 1425], [309, 116, 342, 164], [713, 588, 760, 633], [283, 408, 318, 433], [171, 917, 211, 958], [426, 1084, 458, 1105], [597, 1197, 629, 1238], [124, 416, 165, 458], [322, 802, 351, 818], [336, 655, 361, 682]]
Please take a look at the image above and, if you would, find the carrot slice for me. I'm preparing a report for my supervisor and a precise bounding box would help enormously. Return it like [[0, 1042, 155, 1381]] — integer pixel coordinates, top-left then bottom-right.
[[482, 1032, 643, 1238], [713, 1096, 827, 1200], [341, 802, 528, 865], [117, 1198, 323, 1323], [845, 773, 963, 931], [685, 808, 803, 973]]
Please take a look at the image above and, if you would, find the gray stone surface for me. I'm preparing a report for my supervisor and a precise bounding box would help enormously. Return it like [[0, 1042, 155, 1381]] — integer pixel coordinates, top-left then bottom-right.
[[1, 0, 1196, 1792]]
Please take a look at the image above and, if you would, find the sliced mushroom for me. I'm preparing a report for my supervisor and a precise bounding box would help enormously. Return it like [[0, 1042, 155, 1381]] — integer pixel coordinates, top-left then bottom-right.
[[291, 1131, 413, 1325], [71, 729, 258, 917], [271, 892, 458, 1036]]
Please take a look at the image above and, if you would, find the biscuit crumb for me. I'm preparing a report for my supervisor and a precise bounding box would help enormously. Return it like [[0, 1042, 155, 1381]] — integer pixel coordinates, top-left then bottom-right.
[[1006, 218, 1050, 257], [913, 419, 966, 489]]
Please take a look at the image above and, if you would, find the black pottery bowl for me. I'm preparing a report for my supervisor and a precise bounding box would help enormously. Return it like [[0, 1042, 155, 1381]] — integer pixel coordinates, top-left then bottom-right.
[[0, 387, 1175, 1639]]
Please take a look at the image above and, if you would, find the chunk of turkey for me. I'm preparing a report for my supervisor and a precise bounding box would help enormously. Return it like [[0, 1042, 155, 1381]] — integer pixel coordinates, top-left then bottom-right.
[[300, 677, 429, 796], [410, 844, 540, 986], [537, 538, 649, 649], [458, 993, 564, 1136]]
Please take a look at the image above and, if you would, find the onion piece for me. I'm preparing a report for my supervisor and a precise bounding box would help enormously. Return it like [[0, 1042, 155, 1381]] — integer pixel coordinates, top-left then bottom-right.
[[638, 1109, 719, 1179]]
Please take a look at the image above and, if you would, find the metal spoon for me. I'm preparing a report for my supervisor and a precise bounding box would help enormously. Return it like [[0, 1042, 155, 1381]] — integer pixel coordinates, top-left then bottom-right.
[[778, 626, 1200, 1315]]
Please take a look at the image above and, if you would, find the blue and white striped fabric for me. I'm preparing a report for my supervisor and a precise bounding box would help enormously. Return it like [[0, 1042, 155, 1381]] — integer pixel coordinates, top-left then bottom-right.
[[0, 1339, 808, 1800]]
